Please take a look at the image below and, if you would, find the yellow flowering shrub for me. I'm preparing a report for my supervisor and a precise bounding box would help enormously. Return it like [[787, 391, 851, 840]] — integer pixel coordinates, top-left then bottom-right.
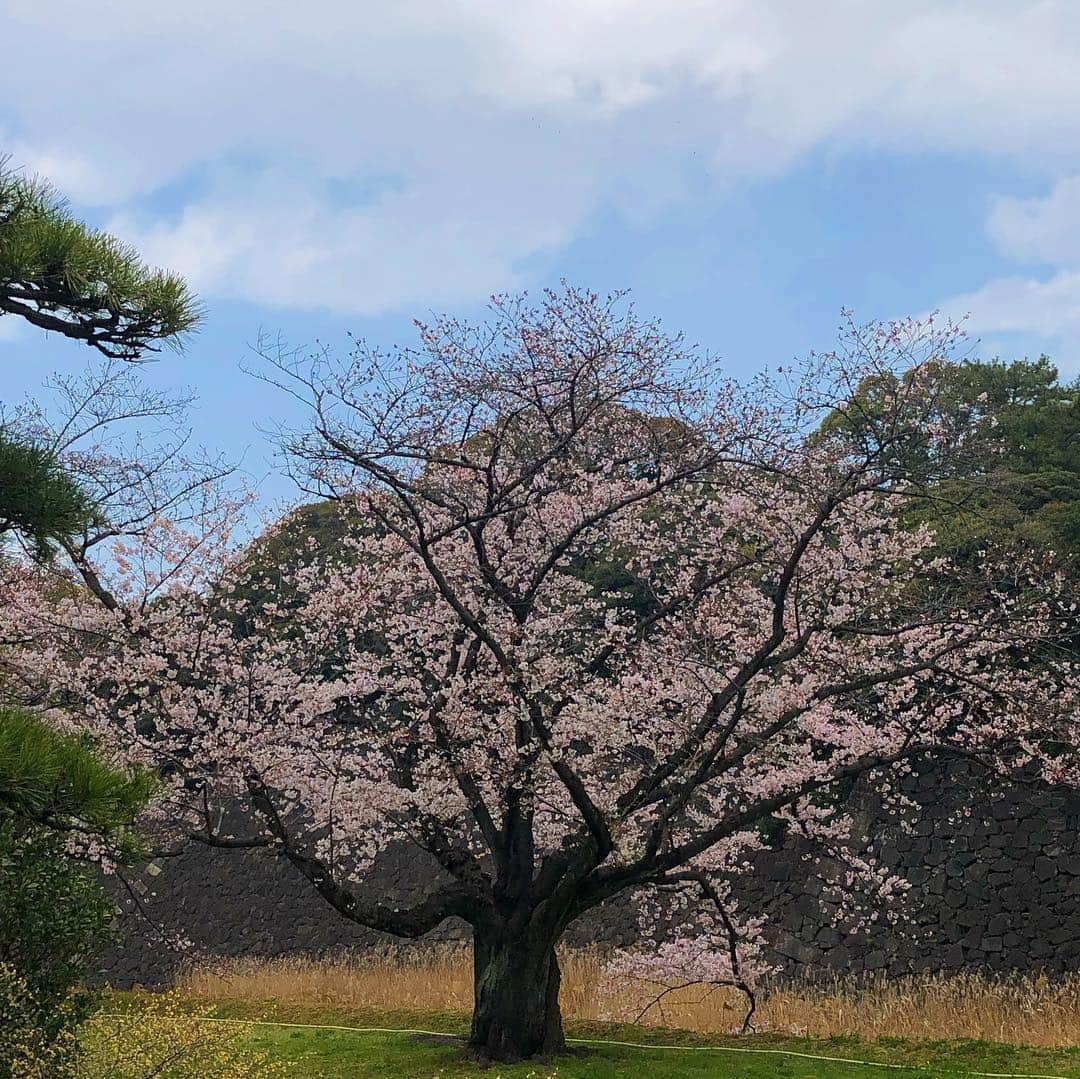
[[0, 962, 78, 1079], [77, 994, 283, 1079]]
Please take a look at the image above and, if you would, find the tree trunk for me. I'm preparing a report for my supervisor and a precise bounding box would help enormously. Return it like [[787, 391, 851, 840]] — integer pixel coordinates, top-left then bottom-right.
[[469, 922, 567, 1061]]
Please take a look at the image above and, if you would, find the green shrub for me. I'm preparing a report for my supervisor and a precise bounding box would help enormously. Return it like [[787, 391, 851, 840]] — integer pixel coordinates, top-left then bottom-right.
[[0, 822, 115, 1037]]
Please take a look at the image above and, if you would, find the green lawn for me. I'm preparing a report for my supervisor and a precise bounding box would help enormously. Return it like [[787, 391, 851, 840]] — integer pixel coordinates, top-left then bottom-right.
[[208, 1004, 1080, 1078]]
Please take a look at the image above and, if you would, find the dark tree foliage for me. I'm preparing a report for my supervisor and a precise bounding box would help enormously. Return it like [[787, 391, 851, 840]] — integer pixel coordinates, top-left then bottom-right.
[[938, 358, 1080, 563], [0, 707, 154, 839], [819, 355, 1080, 676], [0, 155, 202, 560], [0, 709, 153, 1058], [0, 429, 96, 561], [0, 158, 201, 361], [0, 822, 115, 1040], [819, 355, 1080, 567]]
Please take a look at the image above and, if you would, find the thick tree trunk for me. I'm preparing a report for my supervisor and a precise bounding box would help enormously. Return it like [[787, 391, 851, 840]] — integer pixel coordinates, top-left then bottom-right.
[[468, 922, 567, 1061]]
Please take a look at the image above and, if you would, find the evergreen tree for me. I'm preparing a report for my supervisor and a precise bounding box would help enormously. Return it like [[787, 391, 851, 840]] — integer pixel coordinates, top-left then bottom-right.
[[0, 707, 154, 840], [818, 355, 1080, 567], [0, 160, 192, 1051], [0, 155, 202, 559], [0, 429, 95, 561], [0, 157, 199, 360], [0, 708, 153, 1063]]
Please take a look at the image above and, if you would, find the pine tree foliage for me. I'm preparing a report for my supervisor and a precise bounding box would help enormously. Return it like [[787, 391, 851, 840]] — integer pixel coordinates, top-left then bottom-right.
[[0, 157, 201, 360], [0, 429, 95, 560], [0, 706, 154, 840]]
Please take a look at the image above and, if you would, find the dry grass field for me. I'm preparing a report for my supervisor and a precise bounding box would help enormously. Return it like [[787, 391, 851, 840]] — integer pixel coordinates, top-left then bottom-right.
[[175, 947, 1080, 1048]]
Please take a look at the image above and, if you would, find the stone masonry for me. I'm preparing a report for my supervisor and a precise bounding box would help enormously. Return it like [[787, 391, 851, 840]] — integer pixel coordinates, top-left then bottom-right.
[[99, 757, 1080, 986]]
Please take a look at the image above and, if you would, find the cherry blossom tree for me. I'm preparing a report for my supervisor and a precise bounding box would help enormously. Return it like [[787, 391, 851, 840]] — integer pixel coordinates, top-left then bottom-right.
[[1, 289, 1077, 1062]]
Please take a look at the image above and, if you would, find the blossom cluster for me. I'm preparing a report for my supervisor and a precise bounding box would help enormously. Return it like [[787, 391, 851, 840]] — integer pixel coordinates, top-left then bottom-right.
[[2, 289, 1077, 989]]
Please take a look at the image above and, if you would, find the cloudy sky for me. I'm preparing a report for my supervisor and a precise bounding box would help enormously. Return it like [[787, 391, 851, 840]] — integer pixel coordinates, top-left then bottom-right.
[[3, 0, 1080, 495]]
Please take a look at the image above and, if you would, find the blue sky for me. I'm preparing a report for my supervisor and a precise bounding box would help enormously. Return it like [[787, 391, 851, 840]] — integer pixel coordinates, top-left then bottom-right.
[[3, 1, 1080, 504]]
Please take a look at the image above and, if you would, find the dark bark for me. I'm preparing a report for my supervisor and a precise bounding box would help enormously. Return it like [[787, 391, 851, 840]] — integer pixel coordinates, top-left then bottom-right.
[[468, 920, 567, 1062]]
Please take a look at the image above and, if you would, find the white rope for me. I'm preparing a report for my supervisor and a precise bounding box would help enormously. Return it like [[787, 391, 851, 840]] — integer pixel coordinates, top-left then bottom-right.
[[96, 1014, 1073, 1079]]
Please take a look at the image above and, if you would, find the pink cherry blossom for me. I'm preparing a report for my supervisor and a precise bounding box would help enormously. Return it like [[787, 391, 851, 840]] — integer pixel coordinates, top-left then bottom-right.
[[2, 288, 1076, 1062]]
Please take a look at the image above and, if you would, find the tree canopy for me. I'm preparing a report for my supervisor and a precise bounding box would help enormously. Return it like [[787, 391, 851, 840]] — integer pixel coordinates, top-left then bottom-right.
[[2, 291, 1077, 1062], [0, 156, 205, 562], [819, 354, 1080, 567], [0, 157, 200, 361], [0, 429, 96, 561], [0, 707, 151, 1067], [0, 706, 153, 842]]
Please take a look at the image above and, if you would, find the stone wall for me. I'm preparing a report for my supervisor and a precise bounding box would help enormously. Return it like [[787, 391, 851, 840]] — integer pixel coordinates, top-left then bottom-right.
[[754, 760, 1080, 975], [99, 758, 1080, 987]]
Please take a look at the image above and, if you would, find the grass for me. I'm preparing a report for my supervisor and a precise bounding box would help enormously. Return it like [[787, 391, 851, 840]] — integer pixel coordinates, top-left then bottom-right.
[[177, 949, 1080, 1047], [183, 1002, 1080, 1078], [150, 950, 1080, 1076]]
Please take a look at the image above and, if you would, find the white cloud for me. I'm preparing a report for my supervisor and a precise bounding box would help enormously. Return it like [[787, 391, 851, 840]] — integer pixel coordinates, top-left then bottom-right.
[[5, 1, 1080, 313], [989, 176, 1080, 266], [934, 271, 1080, 374], [942, 271, 1080, 337], [106, 168, 583, 314], [930, 173, 1080, 371]]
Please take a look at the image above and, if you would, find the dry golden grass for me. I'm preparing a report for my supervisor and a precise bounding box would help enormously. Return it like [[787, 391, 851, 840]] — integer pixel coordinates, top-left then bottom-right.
[[174, 947, 1080, 1047], [757, 971, 1080, 1047]]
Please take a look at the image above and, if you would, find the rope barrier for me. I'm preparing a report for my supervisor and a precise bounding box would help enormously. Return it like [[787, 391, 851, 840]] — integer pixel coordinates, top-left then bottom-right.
[[96, 1013, 1074, 1079]]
